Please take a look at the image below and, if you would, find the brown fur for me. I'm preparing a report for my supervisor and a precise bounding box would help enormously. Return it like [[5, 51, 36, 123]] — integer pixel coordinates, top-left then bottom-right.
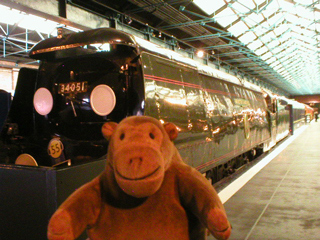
[[48, 116, 231, 240]]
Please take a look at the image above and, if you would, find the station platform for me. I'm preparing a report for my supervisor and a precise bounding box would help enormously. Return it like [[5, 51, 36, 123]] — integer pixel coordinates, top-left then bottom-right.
[[209, 121, 320, 240]]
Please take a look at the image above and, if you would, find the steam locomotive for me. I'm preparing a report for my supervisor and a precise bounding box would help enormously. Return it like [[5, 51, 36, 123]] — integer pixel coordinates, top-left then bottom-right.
[[0, 28, 307, 182]]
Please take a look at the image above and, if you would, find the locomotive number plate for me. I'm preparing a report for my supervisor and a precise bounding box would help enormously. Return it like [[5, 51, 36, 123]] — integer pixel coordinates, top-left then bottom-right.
[[58, 81, 88, 94]]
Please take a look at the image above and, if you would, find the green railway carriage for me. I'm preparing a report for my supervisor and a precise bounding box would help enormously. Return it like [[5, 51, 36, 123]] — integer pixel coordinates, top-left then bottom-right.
[[0, 28, 294, 181], [138, 44, 271, 176]]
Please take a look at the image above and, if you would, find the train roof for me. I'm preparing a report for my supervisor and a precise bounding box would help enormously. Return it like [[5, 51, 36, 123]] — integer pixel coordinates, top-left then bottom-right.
[[29, 27, 261, 93], [278, 96, 305, 109], [29, 28, 137, 59], [134, 36, 262, 93], [305, 104, 313, 110], [261, 88, 276, 98]]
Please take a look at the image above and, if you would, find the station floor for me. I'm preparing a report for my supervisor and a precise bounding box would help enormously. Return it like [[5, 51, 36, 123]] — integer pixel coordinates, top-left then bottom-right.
[[208, 121, 320, 240]]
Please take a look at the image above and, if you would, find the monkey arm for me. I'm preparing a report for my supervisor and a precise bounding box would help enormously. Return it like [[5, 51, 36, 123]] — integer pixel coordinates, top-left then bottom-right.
[[174, 161, 231, 240], [47, 177, 102, 240]]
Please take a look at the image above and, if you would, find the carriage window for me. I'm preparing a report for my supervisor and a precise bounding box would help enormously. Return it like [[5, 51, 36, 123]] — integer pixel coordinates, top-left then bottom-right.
[[265, 95, 276, 113]]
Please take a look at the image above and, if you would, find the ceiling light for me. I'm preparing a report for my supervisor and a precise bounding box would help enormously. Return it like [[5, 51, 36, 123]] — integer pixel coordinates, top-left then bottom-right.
[[196, 50, 205, 58]]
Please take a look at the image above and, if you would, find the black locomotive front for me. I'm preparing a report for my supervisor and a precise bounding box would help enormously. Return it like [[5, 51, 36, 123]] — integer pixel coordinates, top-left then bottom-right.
[[1, 28, 144, 166]]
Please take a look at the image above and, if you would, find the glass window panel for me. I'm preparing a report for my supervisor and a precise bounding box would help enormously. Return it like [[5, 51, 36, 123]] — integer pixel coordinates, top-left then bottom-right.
[[238, 31, 256, 44], [301, 28, 314, 37], [306, 38, 316, 45], [231, 2, 251, 14], [260, 21, 271, 29], [260, 31, 276, 43], [267, 13, 283, 27], [274, 24, 288, 36], [294, 0, 313, 5], [252, 25, 265, 36], [271, 61, 281, 68], [247, 39, 263, 50], [291, 25, 302, 33], [285, 13, 299, 23], [261, 51, 272, 60], [279, 32, 290, 42], [274, 65, 283, 71], [283, 39, 294, 47], [238, 0, 255, 10], [281, 72, 290, 77], [254, 21, 271, 35], [276, 65, 287, 73], [193, 0, 226, 15], [296, 5, 313, 19], [271, 47, 282, 54], [259, 34, 270, 43], [255, 0, 265, 5], [278, 1, 294, 12], [292, 32, 311, 43], [285, 46, 296, 54], [244, 16, 258, 27], [215, 8, 238, 27], [0, 8, 23, 25], [281, 55, 290, 62], [255, 46, 268, 55], [276, 53, 285, 60], [0, 4, 9, 11], [265, 56, 276, 64], [228, 21, 249, 37], [0, 6, 60, 35], [18, 15, 58, 35], [298, 18, 312, 27], [262, 0, 280, 18], [245, 12, 264, 26]]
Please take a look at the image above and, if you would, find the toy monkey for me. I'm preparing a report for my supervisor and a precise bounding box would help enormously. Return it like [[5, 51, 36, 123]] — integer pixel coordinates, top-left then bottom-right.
[[48, 116, 231, 240]]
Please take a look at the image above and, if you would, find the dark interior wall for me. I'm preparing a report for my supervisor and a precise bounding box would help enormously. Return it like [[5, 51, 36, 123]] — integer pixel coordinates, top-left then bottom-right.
[[292, 94, 320, 104]]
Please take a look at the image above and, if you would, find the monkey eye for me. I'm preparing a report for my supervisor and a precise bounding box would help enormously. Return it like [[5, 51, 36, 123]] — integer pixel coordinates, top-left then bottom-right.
[[120, 133, 125, 140], [149, 132, 155, 139]]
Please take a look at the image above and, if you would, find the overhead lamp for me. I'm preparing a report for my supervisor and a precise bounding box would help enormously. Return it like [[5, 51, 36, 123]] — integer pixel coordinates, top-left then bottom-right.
[[196, 50, 205, 58], [124, 16, 132, 24]]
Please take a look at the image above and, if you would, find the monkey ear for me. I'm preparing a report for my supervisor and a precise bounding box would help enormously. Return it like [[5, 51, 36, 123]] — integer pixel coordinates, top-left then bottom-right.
[[163, 122, 179, 141], [102, 122, 118, 140]]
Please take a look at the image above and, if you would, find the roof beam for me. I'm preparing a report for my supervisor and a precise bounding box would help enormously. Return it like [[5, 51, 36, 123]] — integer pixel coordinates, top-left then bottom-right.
[[181, 32, 231, 41]]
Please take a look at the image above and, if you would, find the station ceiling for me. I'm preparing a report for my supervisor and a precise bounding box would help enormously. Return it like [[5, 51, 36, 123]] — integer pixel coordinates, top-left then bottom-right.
[[1, 0, 320, 97]]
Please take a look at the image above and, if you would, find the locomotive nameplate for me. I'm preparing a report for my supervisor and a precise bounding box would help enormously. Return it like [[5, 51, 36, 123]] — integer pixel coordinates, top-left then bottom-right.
[[58, 81, 88, 94]]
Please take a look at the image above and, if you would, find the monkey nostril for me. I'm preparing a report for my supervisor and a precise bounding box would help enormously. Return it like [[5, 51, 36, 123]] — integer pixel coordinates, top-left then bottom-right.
[[120, 133, 125, 140], [149, 132, 155, 139], [129, 157, 143, 164]]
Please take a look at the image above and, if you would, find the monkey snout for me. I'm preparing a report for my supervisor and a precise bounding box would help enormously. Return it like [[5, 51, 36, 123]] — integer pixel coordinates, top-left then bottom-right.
[[114, 150, 162, 180]]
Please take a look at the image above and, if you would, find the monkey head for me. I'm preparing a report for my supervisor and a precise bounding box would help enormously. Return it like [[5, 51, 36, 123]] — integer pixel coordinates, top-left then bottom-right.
[[101, 116, 178, 198]]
